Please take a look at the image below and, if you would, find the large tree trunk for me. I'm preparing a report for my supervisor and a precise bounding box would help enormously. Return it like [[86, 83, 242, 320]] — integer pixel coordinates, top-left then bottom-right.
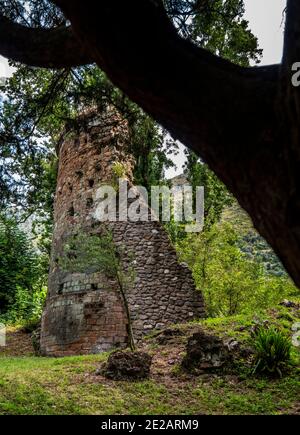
[[1, 0, 300, 287], [50, 0, 300, 288]]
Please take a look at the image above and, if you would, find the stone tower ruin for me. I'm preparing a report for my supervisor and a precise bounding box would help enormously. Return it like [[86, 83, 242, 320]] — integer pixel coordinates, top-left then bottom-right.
[[40, 106, 205, 356]]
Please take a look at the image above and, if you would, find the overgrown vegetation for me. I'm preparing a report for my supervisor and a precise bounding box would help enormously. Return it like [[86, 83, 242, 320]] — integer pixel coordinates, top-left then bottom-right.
[[177, 219, 298, 318]]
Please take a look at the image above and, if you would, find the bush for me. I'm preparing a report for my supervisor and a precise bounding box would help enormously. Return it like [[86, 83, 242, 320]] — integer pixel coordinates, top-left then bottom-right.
[[177, 222, 297, 317], [0, 285, 46, 326], [252, 326, 292, 377]]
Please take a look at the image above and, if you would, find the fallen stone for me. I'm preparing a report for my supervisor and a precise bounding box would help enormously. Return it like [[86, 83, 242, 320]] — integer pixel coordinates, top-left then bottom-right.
[[181, 331, 230, 373], [98, 350, 152, 380], [156, 328, 184, 345]]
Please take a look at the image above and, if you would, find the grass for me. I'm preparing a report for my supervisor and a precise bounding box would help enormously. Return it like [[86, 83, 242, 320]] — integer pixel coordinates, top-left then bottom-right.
[[192, 375, 300, 415], [0, 353, 299, 415], [0, 355, 190, 415], [0, 301, 299, 415]]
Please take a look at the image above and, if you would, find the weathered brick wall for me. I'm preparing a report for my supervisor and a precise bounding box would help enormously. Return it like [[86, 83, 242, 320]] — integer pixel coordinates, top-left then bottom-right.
[[40, 106, 205, 356]]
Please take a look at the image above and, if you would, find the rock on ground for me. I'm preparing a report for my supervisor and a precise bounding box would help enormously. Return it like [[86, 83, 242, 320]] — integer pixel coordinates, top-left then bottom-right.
[[182, 331, 230, 373], [97, 350, 152, 380]]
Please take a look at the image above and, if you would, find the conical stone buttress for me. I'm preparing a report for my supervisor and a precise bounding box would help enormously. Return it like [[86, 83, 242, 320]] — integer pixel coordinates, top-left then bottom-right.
[[40, 106, 205, 356]]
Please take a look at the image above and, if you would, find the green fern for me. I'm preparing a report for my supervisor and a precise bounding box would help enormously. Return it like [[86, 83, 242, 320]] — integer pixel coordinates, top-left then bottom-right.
[[252, 326, 292, 377]]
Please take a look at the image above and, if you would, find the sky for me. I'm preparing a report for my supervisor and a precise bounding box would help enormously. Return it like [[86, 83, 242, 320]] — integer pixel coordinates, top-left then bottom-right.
[[0, 0, 288, 178], [0, 55, 13, 78], [244, 0, 286, 66]]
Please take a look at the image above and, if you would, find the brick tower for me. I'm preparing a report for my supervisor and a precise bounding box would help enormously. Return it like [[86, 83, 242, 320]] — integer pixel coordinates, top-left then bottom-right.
[[40, 106, 205, 356]]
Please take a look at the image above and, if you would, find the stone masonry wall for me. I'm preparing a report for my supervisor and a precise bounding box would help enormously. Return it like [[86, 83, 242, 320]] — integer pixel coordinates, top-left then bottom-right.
[[40, 106, 205, 356]]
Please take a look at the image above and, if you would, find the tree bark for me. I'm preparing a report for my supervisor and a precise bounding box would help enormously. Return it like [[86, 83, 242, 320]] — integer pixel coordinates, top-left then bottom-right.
[[49, 0, 300, 288], [1, 0, 300, 288], [0, 14, 91, 68]]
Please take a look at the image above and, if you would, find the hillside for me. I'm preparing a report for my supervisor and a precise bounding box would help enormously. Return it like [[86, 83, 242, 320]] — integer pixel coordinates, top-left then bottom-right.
[[222, 201, 287, 276]]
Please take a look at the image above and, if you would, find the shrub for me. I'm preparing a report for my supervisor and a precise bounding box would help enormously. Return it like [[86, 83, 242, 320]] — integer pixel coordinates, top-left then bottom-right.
[[177, 222, 297, 317], [252, 326, 292, 377], [0, 285, 46, 326]]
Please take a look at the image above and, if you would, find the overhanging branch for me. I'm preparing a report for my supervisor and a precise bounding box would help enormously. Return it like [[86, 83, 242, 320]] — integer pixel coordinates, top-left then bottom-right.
[[3, 0, 300, 288], [0, 14, 93, 68], [50, 0, 300, 288], [51, 0, 279, 157]]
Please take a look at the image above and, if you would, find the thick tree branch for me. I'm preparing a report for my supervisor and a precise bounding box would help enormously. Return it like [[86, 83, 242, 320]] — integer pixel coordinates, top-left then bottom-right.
[[0, 14, 92, 68], [2, 0, 300, 288], [50, 0, 300, 288], [51, 0, 279, 148]]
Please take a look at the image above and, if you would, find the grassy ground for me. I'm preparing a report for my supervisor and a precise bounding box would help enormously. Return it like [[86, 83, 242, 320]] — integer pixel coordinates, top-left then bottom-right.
[[0, 302, 299, 415]]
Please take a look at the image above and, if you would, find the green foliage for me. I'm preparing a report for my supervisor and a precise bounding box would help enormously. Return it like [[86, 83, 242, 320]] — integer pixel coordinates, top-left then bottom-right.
[[165, 0, 262, 66], [164, 217, 187, 245], [252, 326, 292, 377], [177, 222, 298, 317], [165, 158, 233, 245], [0, 65, 65, 211], [0, 285, 46, 327], [129, 115, 177, 190], [184, 155, 233, 229], [0, 214, 41, 314], [0, 64, 177, 212], [111, 161, 128, 191], [112, 162, 127, 179], [188, 0, 262, 65]]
